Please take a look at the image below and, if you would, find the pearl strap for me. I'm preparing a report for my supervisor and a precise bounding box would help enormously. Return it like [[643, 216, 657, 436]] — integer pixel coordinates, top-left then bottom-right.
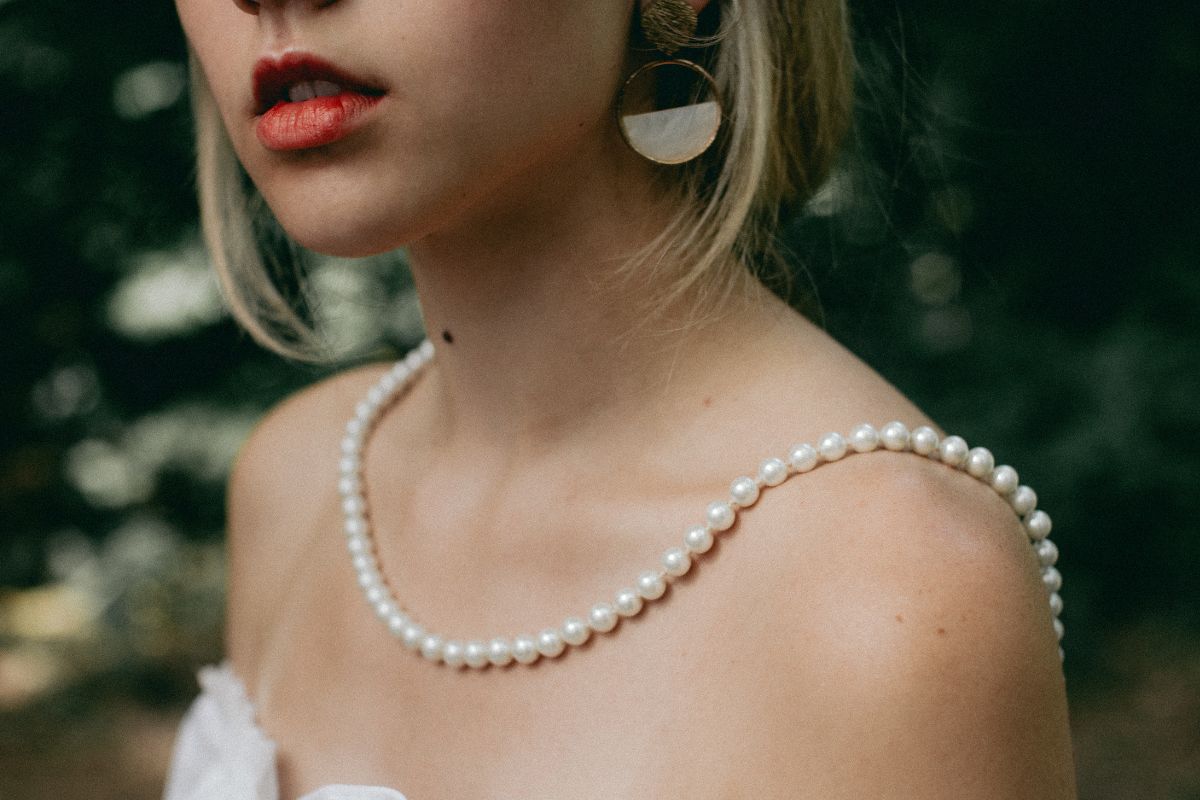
[[339, 340, 1065, 669]]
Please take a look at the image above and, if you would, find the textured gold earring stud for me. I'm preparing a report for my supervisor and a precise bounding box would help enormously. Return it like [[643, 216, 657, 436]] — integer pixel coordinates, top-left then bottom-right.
[[641, 0, 698, 55]]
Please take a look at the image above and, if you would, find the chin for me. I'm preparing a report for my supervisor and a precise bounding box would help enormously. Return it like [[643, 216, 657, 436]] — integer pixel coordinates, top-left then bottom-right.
[[269, 200, 417, 259], [254, 156, 503, 257]]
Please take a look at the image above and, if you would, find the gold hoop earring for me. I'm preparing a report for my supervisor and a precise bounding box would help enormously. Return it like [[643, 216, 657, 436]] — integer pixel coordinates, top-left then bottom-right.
[[616, 1, 722, 165]]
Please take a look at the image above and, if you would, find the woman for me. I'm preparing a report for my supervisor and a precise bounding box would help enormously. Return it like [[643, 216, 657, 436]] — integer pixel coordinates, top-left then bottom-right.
[[165, 0, 1076, 798]]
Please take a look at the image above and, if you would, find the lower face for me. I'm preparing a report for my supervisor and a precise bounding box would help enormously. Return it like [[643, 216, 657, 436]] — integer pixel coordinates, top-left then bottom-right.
[[175, 0, 633, 257]]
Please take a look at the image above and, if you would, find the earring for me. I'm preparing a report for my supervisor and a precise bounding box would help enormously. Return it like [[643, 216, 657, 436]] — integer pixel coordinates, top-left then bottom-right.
[[642, 0, 698, 56], [616, 0, 723, 165]]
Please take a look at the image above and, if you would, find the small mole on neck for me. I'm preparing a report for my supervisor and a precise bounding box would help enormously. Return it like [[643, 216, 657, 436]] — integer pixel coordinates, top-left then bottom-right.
[[442, 329, 454, 344]]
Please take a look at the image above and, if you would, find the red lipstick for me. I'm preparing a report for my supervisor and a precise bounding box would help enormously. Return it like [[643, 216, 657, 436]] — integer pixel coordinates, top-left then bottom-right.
[[252, 53, 385, 152]]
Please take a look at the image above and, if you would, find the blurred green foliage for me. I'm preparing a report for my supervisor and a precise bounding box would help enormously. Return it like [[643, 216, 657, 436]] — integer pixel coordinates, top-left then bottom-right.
[[0, 0, 1197, 796]]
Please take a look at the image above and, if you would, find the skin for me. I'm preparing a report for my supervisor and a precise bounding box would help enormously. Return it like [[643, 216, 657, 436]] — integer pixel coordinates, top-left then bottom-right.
[[176, 1, 1078, 798]]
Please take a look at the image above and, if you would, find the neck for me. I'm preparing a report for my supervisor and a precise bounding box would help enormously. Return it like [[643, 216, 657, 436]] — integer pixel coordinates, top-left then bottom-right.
[[404, 140, 785, 455]]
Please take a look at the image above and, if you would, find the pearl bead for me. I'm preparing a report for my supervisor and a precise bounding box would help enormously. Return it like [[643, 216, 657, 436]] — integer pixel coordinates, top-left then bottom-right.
[[354, 401, 372, 421], [818, 432, 848, 462], [343, 513, 364, 537], [562, 617, 591, 646], [442, 640, 466, 668], [1042, 567, 1062, 593], [463, 641, 489, 669], [536, 629, 565, 658], [637, 570, 667, 600], [758, 457, 788, 487], [355, 566, 379, 590], [662, 547, 691, 577], [342, 495, 365, 517], [346, 534, 369, 555], [730, 476, 760, 507], [1053, 618, 1065, 642], [706, 501, 736, 532], [338, 475, 360, 497], [511, 636, 539, 664], [1025, 510, 1052, 541], [614, 589, 643, 617], [404, 350, 423, 369], [419, 339, 434, 358], [938, 435, 968, 467], [684, 524, 714, 554], [367, 385, 386, 407], [1035, 539, 1059, 567], [352, 553, 377, 575], [339, 455, 359, 476], [991, 465, 1019, 495], [910, 426, 939, 455], [488, 638, 513, 666], [390, 363, 410, 381], [788, 443, 818, 472], [420, 634, 444, 662], [1011, 486, 1038, 516], [880, 421, 910, 451], [544, 618, 580, 647], [1049, 592, 1063, 617], [341, 435, 360, 455], [378, 373, 398, 394], [401, 623, 424, 650], [589, 603, 619, 632], [850, 424, 880, 453], [365, 584, 386, 606], [965, 447, 994, 479]]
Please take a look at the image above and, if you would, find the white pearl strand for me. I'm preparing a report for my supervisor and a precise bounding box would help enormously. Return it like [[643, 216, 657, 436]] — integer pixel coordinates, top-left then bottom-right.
[[339, 340, 1066, 669]]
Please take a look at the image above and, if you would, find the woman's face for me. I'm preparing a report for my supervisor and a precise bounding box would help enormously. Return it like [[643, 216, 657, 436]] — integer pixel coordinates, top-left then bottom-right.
[[176, 0, 633, 256]]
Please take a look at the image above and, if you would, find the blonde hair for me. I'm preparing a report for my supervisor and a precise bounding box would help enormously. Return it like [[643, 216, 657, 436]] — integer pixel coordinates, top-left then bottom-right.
[[188, 0, 855, 360]]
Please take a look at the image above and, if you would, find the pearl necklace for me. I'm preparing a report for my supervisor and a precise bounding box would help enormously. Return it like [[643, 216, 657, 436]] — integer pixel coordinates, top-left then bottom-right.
[[338, 339, 1065, 669]]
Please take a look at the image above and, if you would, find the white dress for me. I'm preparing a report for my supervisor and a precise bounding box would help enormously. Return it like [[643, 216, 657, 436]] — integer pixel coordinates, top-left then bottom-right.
[[162, 662, 408, 800]]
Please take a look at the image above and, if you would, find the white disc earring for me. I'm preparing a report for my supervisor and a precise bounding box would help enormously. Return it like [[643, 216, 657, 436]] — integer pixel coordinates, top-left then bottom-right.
[[616, 58, 722, 165]]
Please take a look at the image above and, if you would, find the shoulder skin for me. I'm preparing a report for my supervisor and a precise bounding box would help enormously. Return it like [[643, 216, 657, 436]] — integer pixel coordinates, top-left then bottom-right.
[[755, 450, 1077, 799], [221, 361, 392, 684]]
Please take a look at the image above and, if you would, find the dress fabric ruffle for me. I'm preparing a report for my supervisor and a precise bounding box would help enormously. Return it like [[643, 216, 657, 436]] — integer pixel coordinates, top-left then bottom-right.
[[162, 662, 407, 800]]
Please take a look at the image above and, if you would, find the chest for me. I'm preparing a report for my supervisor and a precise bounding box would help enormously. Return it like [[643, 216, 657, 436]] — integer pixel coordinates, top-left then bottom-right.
[[246, 453, 877, 800], [249, 521, 838, 799]]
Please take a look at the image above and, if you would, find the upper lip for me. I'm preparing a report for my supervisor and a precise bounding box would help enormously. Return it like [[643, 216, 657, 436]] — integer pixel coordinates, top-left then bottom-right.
[[252, 52, 385, 114]]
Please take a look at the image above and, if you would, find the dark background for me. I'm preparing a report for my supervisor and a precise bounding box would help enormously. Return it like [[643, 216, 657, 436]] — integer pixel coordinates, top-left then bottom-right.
[[1, 1, 1197, 797]]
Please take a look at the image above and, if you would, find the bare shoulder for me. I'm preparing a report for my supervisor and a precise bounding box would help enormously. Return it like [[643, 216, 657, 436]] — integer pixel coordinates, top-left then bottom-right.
[[222, 360, 394, 677], [751, 443, 1076, 798]]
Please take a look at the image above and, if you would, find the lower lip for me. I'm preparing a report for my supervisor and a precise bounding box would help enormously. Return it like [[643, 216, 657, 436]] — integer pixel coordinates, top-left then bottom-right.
[[255, 92, 383, 152]]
